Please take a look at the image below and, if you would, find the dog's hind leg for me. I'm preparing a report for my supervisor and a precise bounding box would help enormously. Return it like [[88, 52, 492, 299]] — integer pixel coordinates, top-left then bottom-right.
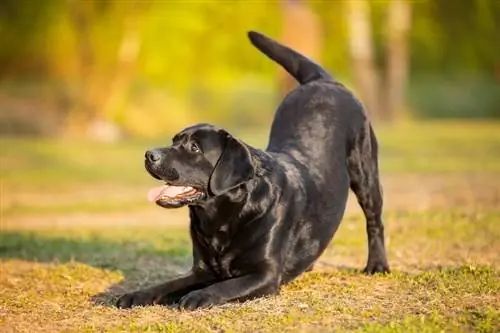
[[347, 124, 390, 274]]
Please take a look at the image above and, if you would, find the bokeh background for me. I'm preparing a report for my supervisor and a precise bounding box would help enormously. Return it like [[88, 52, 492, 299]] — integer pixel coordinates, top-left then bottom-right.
[[1, 0, 499, 139], [1, 1, 500, 332]]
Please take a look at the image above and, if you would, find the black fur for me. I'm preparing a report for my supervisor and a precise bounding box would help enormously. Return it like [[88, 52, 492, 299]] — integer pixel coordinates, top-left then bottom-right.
[[116, 31, 390, 311]]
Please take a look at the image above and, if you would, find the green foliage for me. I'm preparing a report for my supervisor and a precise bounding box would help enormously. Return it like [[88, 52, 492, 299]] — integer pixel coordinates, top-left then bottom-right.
[[0, 0, 499, 137], [0, 0, 59, 76], [410, 0, 500, 74], [409, 75, 500, 118]]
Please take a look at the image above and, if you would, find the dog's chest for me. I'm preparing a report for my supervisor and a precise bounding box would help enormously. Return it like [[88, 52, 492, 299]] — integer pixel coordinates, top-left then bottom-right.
[[207, 226, 231, 254], [195, 225, 237, 278]]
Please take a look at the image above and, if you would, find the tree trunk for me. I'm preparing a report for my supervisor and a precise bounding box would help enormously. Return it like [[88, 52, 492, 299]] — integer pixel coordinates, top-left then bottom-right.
[[280, 0, 323, 96], [65, 1, 145, 140], [86, 12, 142, 142], [347, 0, 379, 119], [64, 0, 96, 137], [384, 0, 412, 121]]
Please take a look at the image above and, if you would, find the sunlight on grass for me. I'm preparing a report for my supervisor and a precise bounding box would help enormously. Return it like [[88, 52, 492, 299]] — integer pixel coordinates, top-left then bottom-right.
[[0, 261, 498, 332], [2, 121, 500, 191], [1, 121, 499, 332], [1, 209, 499, 332]]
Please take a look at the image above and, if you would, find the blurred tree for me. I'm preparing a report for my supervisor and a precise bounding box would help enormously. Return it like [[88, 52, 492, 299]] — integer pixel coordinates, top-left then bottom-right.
[[64, 0, 148, 139], [65, 0, 98, 136], [347, 0, 413, 122], [280, 0, 323, 96], [407, 0, 500, 118], [100, 2, 148, 138], [346, 0, 380, 118], [384, 0, 412, 121], [0, 0, 55, 76], [1, 0, 499, 138]]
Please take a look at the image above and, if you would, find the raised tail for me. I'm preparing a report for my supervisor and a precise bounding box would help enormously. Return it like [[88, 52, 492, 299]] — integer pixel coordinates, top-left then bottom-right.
[[247, 30, 331, 85]]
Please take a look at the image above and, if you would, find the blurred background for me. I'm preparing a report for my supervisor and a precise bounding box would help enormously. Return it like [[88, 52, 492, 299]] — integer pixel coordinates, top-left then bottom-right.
[[0, 0, 499, 140], [1, 0, 500, 220], [1, 0, 500, 228]]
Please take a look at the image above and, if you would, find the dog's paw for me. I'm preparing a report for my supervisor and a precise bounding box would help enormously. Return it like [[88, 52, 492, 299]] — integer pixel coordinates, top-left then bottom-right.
[[116, 290, 159, 309], [363, 260, 391, 275], [178, 290, 223, 310]]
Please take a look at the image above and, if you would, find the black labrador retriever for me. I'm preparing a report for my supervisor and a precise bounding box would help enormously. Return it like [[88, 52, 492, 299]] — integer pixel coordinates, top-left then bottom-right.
[[117, 31, 390, 310]]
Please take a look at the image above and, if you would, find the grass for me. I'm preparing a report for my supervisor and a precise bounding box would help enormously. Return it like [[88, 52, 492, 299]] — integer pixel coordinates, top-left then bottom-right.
[[1, 120, 500, 332], [2, 120, 500, 189]]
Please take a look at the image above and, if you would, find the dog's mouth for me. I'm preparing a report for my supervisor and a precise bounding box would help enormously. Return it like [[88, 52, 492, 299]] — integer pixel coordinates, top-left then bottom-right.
[[147, 183, 205, 208]]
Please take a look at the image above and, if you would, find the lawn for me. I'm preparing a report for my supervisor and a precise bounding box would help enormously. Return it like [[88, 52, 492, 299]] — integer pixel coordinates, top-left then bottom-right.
[[1, 121, 499, 332]]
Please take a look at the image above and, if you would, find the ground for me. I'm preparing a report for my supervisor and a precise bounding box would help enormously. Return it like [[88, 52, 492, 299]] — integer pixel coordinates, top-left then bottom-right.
[[1, 121, 499, 332]]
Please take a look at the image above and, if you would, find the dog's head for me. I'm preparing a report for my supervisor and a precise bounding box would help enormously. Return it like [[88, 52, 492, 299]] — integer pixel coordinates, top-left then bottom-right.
[[144, 124, 256, 208]]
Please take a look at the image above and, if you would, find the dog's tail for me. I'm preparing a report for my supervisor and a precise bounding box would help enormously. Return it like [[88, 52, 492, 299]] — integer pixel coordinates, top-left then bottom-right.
[[247, 30, 331, 85]]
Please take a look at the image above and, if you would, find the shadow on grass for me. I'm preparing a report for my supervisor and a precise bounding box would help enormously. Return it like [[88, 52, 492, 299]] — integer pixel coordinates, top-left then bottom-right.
[[5, 230, 492, 313], [0, 231, 192, 306], [0, 230, 372, 309]]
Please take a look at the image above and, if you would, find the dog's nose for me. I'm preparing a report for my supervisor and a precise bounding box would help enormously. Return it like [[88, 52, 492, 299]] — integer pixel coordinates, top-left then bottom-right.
[[145, 149, 162, 163]]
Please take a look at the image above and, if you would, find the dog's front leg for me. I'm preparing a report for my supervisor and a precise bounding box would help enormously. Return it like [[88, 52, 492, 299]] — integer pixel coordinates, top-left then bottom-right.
[[116, 270, 213, 308], [178, 270, 279, 310]]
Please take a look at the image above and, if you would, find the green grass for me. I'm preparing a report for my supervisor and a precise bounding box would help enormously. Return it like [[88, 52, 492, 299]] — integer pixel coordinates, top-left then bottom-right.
[[2, 120, 500, 218], [0, 223, 498, 332], [1, 120, 499, 332], [2, 120, 500, 188], [375, 121, 500, 172]]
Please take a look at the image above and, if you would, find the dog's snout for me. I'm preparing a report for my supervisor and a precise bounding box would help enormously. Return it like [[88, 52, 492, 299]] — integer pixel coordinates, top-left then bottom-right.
[[165, 168, 179, 181], [145, 149, 162, 164]]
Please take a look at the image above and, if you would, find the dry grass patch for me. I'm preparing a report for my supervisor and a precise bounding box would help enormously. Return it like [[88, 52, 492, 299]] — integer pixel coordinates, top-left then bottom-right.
[[1, 207, 499, 332], [0, 262, 498, 332], [1, 121, 499, 332]]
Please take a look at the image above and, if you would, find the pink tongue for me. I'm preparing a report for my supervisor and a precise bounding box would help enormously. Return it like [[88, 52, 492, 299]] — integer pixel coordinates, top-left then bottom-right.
[[147, 185, 167, 202], [147, 185, 189, 202]]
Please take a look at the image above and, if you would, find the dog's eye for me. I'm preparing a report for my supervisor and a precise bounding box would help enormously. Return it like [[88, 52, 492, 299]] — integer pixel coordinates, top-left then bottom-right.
[[190, 143, 201, 153]]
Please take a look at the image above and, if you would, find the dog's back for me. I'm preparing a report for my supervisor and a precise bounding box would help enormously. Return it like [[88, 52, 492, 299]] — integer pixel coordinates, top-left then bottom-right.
[[249, 31, 389, 277], [248, 31, 367, 191]]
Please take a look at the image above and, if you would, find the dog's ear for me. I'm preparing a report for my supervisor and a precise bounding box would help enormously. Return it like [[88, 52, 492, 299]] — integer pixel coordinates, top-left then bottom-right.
[[209, 129, 255, 196]]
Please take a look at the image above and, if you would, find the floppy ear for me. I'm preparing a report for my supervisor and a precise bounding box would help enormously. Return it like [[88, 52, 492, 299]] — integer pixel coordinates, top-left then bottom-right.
[[209, 130, 255, 196]]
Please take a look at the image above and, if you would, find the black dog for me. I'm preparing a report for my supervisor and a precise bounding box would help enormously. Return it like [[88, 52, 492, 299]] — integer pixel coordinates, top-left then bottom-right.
[[117, 31, 390, 310]]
